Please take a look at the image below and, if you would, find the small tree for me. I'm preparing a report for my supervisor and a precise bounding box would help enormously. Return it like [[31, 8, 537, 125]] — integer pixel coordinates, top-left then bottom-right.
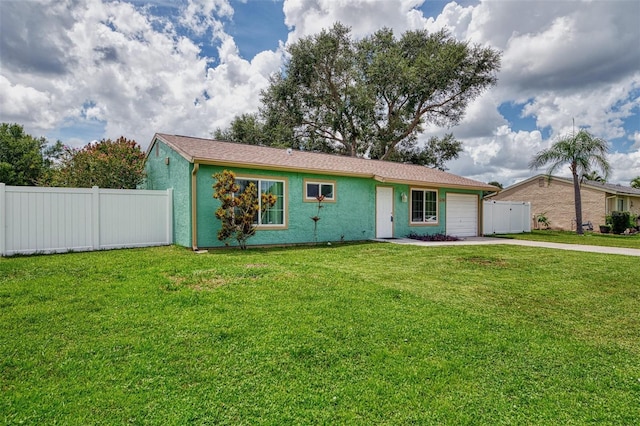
[[0, 123, 47, 185], [582, 171, 605, 182], [49, 137, 146, 188], [535, 212, 550, 230], [212, 170, 277, 249], [631, 176, 640, 189]]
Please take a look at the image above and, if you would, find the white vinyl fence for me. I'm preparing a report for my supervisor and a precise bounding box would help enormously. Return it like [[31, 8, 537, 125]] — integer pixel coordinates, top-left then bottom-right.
[[0, 184, 173, 256], [483, 200, 531, 235]]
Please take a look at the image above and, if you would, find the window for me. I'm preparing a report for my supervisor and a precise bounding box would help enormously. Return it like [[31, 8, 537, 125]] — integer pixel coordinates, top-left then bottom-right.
[[236, 177, 286, 226], [618, 198, 625, 211], [411, 189, 438, 223], [304, 180, 335, 201]]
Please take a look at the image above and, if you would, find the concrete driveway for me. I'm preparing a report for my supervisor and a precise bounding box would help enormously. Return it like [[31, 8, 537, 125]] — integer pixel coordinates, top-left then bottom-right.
[[375, 237, 640, 257]]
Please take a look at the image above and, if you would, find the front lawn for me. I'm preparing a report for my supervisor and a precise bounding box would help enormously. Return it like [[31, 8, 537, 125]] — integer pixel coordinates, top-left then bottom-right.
[[1, 244, 639, 424], [497, 229, 640, 249]]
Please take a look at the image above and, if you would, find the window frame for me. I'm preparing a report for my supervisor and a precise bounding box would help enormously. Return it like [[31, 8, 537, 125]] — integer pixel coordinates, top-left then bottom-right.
[[303, 179, 337, 203], [234, 175, 288, 229], [409, 187, 439, 225]]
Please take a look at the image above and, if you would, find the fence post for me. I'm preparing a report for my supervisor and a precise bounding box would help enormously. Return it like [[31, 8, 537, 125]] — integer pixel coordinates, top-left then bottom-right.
[[92, 186, 100, 250], [166, 188, 174, 244], [0, 183, 5, 256]]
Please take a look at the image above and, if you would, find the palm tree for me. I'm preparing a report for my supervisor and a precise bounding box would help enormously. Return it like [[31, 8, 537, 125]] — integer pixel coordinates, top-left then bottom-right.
[[581, 171, 605, 183], [631, 176, 640, 189], [529, 129, 610, 235]]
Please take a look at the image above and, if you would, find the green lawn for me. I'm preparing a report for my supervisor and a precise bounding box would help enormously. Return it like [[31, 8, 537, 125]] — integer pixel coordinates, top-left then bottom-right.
[[1, 243, 639, 424], [497, 229, 640, 249]]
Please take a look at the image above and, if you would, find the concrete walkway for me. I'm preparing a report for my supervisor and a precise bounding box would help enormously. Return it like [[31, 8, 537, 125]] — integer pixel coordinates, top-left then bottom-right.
[[375, 237, 640, 257]]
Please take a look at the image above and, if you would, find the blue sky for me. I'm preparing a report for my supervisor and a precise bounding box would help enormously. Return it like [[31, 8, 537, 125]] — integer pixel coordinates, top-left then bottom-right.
[[1, 0, 639, 186]]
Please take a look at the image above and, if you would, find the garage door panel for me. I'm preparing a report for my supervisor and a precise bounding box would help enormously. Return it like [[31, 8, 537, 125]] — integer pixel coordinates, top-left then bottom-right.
[[446, 194, 478, 237]]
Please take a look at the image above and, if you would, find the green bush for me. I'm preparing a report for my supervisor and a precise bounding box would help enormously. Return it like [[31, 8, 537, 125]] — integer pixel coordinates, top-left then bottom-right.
[[610, 211, 630, 234], [605, 214, 612, 225]]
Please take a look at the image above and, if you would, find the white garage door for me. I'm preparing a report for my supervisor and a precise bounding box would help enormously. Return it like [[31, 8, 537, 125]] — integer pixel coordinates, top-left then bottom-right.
[[446, 193, 478, 237]]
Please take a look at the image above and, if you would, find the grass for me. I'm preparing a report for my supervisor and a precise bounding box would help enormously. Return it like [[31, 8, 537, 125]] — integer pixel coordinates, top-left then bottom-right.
[[1, 243, 639, 424], [496, 229, 640, 249]]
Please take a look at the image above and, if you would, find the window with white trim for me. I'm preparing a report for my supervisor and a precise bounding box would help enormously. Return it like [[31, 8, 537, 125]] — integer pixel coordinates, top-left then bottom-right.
[[411, 189, 438, 223], [305, 181, 335, 201], [236, 177, 286, 226]]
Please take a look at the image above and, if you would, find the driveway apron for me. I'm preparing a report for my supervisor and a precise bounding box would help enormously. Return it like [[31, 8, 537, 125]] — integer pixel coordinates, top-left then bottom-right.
[[375, 237, 640, 257]]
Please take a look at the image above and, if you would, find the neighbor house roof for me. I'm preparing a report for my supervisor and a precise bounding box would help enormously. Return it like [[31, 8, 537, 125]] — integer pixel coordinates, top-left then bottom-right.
[[490, 174, 640, 197], [581, 179, 640, 196], [150, 133, 496, 191]]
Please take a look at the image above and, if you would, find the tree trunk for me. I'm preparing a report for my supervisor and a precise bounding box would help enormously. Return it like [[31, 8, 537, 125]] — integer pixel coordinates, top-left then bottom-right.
[[572, 168, 584, 235]]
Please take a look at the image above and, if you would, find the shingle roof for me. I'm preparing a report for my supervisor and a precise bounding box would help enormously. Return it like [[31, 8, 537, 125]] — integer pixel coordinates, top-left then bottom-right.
[[490, 174, 640, 196], [583, 179, 640, 196], [151, 133, 496, 191]]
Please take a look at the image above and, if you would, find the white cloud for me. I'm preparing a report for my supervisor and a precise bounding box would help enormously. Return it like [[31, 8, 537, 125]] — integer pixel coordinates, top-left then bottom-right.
[[447, 125, 546, 186], [282, 0, 427, 43], [609, 150, 640, 185], [0, 0, 282, 147], [179, 0, 233, 36], [520, 74, 640, 141], [0, 75, 55, 128], [630, 132, 640, 150], [423, 1, 473, 39]]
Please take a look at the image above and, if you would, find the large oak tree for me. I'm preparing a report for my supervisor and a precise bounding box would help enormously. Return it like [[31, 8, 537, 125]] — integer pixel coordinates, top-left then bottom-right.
[[252, 23, 501, 168]]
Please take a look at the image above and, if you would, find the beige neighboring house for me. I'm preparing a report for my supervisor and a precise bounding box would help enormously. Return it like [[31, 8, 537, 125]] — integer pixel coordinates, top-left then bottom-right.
[[486, 174, 640, 231]]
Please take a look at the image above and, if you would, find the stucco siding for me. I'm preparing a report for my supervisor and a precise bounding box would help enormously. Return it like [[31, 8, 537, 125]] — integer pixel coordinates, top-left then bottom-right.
[[491, 177, 605, 230], [195, 165, 375, 247], [191, 165, 484, 247], [144, 140, 192, 246]]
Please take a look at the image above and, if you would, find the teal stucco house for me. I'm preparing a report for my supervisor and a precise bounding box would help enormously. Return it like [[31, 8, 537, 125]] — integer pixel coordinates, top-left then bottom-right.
[[145, 133, 496, 249]]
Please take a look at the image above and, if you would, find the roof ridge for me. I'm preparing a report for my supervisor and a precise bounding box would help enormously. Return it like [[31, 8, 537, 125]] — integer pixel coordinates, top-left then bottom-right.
[[161, 133, 464, 173]]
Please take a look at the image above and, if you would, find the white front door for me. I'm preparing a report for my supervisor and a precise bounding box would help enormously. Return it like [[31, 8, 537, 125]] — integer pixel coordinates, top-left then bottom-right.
[[376, 186, 394, 238]]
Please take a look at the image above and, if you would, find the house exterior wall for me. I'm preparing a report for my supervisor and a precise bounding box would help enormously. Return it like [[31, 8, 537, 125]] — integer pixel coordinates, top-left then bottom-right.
[[490, 177, 605, 231], [144, 140, 193, 247], [144, 139, 486, 248], [189, 164, 483, 248], [195, 165, 376, 247]]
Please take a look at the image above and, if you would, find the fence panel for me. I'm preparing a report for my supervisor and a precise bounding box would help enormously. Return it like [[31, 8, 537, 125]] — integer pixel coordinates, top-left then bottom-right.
[[0, 184, 172, 256], [483, 200, 531, 235]]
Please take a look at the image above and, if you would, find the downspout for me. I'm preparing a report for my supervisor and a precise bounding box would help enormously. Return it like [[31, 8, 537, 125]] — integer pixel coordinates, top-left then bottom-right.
[[191, 162, 200, 251]]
